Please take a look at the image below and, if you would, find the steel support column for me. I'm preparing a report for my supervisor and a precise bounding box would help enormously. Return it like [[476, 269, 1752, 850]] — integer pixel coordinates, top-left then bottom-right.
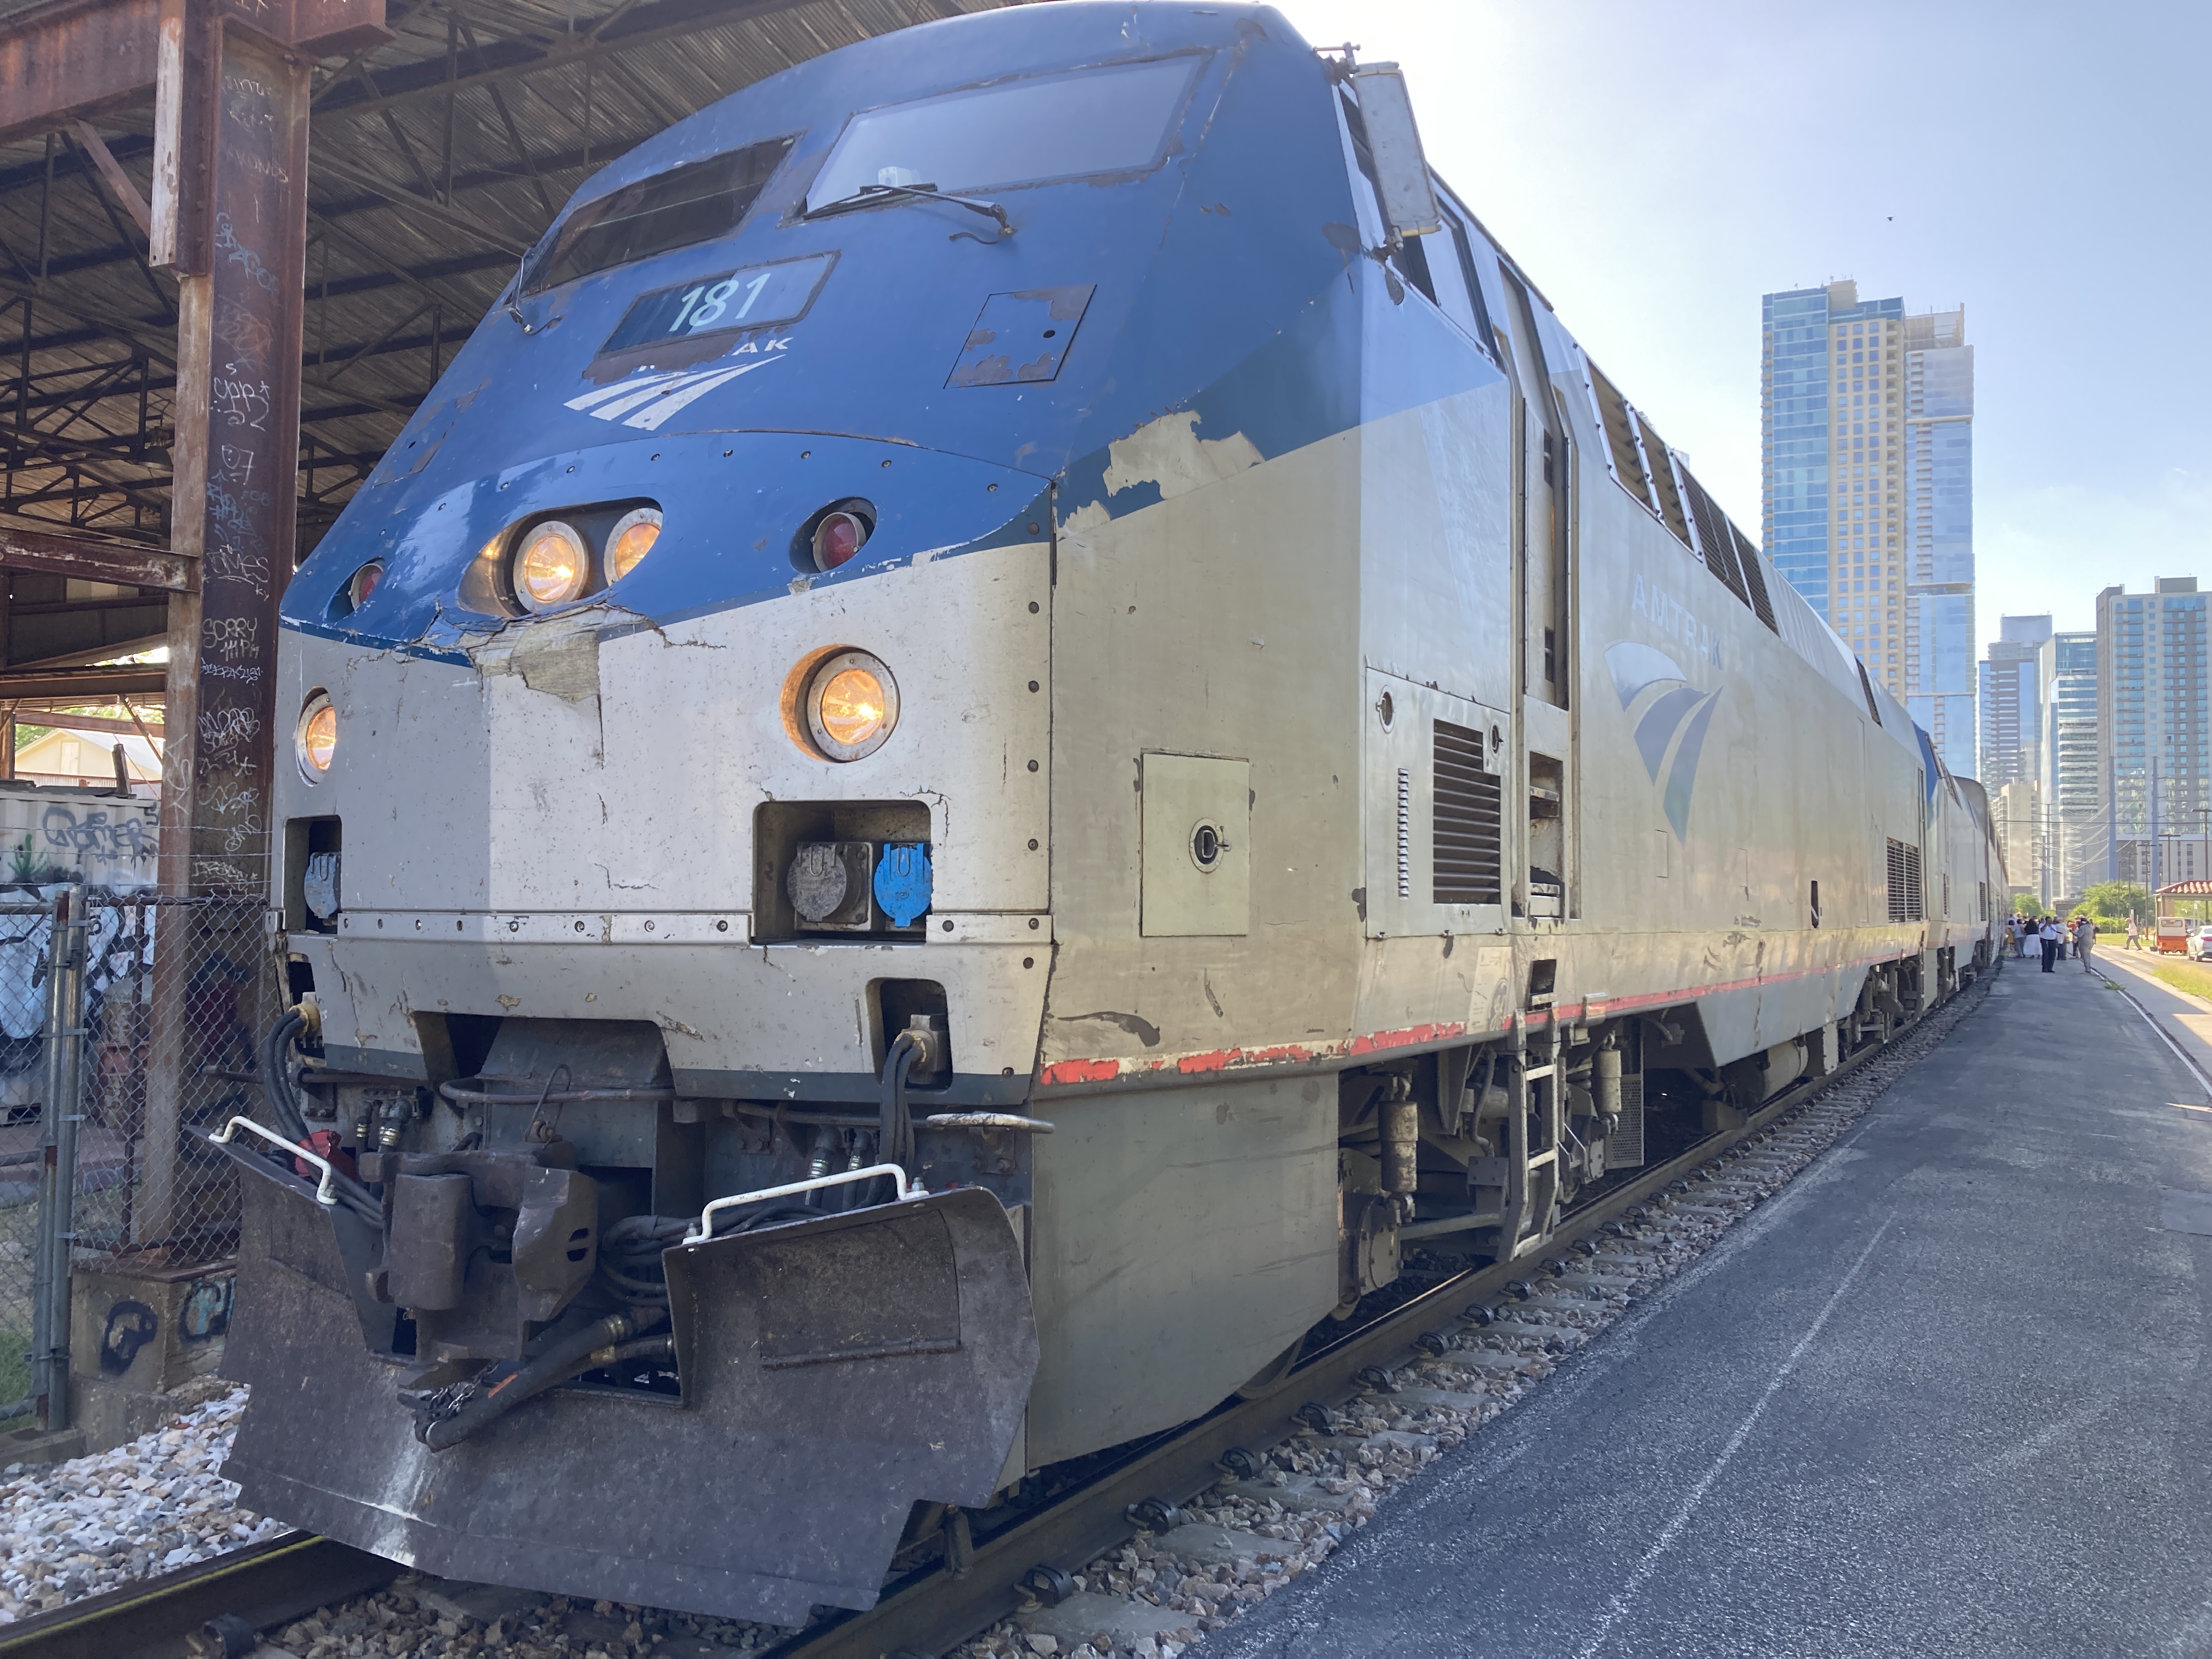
[[143, 15, 311, 1243]]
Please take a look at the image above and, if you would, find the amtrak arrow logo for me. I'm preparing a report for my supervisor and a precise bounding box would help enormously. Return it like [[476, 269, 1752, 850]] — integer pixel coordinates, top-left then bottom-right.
[[1606, 640, 1722, 841], [562, 347, 786, 432]]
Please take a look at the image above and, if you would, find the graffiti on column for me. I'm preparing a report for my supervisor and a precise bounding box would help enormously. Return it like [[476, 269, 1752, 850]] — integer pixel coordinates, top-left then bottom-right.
[[188, 50, 304, 897]]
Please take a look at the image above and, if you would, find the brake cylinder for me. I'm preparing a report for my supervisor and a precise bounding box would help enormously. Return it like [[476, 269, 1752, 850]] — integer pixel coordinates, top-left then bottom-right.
[[1596, 1043, 1623, 1130], [1380, 1079, 1419, 1198]]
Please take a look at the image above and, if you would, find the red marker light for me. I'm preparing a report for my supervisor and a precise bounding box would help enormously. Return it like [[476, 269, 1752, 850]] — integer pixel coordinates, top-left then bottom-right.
[[348, 562, 383, 608], [812, 511, 867, 571]]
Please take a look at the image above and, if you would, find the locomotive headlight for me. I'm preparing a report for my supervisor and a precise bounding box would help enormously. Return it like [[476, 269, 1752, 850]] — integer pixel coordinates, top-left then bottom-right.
[[607, 507, 661, 580], [298, 692, 337, 779], [805, 650, 899, 761], [513, 520, 590, 611]]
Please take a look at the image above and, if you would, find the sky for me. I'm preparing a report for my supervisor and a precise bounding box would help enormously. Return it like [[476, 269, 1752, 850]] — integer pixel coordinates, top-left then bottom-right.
[[1266, 0, 2212, 644]]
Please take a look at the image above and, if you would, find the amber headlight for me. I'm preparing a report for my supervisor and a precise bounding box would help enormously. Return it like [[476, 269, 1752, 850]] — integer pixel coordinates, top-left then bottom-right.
[[514, 520, 590, 612], [805, 650, 899, 761], [607, 507, 661, 580], [298, 692, 337, 779]]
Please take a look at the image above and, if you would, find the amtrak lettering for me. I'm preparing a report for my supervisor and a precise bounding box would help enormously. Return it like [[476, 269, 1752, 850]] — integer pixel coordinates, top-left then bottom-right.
[[1629, 571, 1723, 670]]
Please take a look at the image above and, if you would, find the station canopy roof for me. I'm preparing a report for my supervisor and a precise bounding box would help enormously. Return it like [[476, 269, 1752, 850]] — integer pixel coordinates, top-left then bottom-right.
[[0, 0, 1011, 560]]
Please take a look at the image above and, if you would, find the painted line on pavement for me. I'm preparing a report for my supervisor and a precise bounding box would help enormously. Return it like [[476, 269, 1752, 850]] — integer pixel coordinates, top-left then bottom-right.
[[1569, 1216, 1895, 1659], [2094, 966, 2212, 1101]]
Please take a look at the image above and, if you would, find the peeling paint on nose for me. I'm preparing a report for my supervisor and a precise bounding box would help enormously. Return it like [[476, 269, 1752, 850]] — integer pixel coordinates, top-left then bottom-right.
[[1102, 409, 1262, 503]]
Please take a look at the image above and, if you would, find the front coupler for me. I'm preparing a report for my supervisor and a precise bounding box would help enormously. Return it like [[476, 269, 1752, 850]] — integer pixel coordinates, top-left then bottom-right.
[[218, 1168, 1037, 1622]]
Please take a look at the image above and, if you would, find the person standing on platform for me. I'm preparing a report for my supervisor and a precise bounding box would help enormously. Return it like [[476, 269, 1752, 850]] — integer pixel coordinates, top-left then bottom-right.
[[2074, 915, 2096, 970], [2039, 917, 2061, 972]]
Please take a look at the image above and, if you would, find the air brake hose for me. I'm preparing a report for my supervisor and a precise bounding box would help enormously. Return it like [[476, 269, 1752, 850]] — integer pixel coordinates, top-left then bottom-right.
[[259, 1010, 308, 1142], [423, 1308, 669, 1451], [878, 1032, 921, 1205]]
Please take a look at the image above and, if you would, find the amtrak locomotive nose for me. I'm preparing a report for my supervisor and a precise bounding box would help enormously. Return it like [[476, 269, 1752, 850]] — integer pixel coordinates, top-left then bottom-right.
[[229, 7, 1315, 1618], [211, 0, 2000, 1626]]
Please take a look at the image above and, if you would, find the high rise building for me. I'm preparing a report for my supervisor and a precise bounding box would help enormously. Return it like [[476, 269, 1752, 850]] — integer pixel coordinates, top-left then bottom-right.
[[2039, 630, 2100, 902], [1994, 776, 2042, 902], [2098, 580, 2209, 888], [1979, 614, 2052, 789], [1902, 306, 1974, 779], [1760, 279, 1974, 777]]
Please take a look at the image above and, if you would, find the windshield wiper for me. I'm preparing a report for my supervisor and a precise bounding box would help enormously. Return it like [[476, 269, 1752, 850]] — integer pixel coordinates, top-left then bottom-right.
[[804, 182, 1012, 243], [504, 249, 542, 334]]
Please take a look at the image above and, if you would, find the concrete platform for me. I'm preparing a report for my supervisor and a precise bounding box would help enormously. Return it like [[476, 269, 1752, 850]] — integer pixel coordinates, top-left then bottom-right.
[[1201, 963, 2212, 1658]]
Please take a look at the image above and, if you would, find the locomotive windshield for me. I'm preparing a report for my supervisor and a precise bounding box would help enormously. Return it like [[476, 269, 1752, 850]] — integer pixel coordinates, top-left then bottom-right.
[[805, 55, 1199, 211], [525, 133, 798, 294]]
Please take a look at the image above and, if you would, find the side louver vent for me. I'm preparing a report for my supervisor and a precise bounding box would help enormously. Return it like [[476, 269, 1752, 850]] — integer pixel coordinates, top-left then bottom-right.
[[1886, 837, 1924, 923], [1434, 720, 1503, 905], [1680, 466, 1752, 610], [1731, 523, 1779, 633]]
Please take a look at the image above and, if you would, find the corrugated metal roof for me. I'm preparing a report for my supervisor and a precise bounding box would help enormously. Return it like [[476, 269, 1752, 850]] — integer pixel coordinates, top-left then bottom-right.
[[0, 0, 1017, 554]]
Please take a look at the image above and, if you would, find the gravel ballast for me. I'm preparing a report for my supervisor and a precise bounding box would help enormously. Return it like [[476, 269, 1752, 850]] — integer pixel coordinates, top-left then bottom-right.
[[0, 1385, 285, 1622]]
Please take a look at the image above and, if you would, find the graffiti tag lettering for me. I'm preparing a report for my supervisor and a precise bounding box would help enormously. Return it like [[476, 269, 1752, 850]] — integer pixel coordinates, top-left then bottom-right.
[[211, 371, 272, 431], [202, 617, 258, 662], [198, 704, 262, 768], [41, 807, 156, 864], [205, 543, 272, 595], [213, 213, 278, 293]]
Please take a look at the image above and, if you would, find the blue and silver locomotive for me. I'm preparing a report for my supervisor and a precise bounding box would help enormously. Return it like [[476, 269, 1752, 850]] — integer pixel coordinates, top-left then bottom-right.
[[217, 2, 2001, 1620]]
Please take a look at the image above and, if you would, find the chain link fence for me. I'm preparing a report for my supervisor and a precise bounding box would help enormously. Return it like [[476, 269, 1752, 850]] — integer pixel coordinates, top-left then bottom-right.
[[0, 898, 59, 1419], [2, 893, 279, 1424]]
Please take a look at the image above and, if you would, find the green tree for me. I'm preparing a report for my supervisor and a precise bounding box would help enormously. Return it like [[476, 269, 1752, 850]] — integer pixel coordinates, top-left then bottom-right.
[[2078, 880, 2153, 923]]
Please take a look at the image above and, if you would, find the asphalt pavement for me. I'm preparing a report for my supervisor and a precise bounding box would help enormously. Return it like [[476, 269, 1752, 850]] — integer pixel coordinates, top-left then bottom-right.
[[1201, 960, 2212, 1658]]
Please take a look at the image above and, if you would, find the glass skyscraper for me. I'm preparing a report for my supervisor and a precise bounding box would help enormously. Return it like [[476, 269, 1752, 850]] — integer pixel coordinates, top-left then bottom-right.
[[1903, 307, 1976, 778], [1760, 279, 1975, 778], [2041, 630, 2100, 900], [2098, 581, 2208, 887], [1979, 614, 2051, 788]]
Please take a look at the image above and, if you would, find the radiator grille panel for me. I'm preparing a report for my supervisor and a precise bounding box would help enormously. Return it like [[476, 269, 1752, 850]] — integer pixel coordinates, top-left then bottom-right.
[[1433, 720, 1502, 905], [1679, 463, 1751, 608], [1886, 837, 1925, 922], [1732, 523, 1779, 632]]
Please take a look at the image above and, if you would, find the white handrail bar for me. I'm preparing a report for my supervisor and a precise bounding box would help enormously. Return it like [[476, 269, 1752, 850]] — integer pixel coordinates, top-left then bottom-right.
[[212, 1115, 339, 1207], [682, 1163, 922, 1245]]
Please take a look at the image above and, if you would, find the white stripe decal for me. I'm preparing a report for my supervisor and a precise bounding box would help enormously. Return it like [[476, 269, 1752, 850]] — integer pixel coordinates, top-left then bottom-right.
[[581, 369, 727, 422], [619, 357, 782, 430], [562, 370, 690, 413]]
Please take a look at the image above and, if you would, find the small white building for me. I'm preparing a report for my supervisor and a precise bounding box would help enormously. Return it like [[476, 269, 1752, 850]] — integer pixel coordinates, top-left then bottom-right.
[[14, 729, 160, 797]]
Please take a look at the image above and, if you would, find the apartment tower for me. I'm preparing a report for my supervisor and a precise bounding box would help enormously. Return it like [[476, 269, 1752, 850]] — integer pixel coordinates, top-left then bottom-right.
[[2098, 581, 2208, 887], [1760, 279, 1976, 777], [1980, 614, 2052, 788], [2040, 630, 2101, 902]]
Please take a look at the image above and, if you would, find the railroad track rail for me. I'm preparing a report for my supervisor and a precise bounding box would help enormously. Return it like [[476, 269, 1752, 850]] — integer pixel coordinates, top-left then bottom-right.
[[0, 1531, 397, 1659], [0, 981, 1984, 1659]]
